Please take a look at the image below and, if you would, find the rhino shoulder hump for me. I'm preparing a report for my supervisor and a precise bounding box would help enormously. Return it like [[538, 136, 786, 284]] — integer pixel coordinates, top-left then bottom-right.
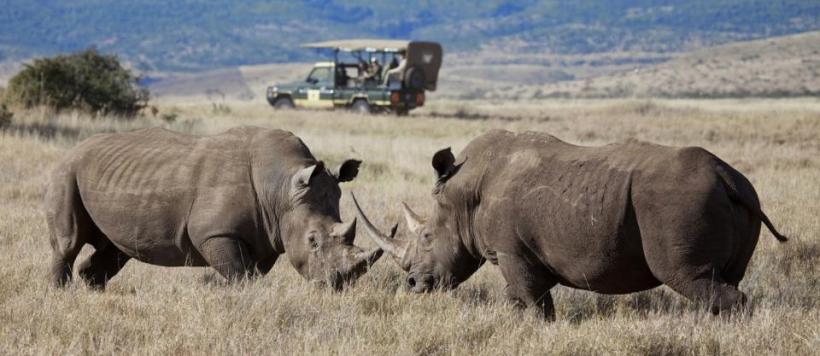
[[518, 130, 561, 142], [246, 127, 297, 143]]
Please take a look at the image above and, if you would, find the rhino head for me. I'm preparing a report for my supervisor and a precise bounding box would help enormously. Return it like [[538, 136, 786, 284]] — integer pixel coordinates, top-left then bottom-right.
[[352, 148, 483, 293], [278, 159, 383, 291]]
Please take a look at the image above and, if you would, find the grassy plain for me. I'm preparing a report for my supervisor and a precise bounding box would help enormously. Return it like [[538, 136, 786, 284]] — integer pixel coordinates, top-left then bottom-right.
[[1, 98, 818, 355]]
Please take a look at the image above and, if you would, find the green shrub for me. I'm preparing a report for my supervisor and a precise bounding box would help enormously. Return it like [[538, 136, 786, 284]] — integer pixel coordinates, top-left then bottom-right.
[[4, 49, 149, 117]]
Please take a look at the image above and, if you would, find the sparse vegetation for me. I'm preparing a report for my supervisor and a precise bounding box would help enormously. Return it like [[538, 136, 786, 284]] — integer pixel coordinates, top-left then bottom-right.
[[4, 49, 149, 117], [159, 112, 178, 123], [0, 87, 11, 127], [211, 102, 231, 115], [0, 98, 817, 354], [0, 103, 12, 128]]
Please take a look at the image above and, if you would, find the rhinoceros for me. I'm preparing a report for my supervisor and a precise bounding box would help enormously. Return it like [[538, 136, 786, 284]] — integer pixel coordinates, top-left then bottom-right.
[[45, 126, 382, 290], [354, 129, 787, 318]]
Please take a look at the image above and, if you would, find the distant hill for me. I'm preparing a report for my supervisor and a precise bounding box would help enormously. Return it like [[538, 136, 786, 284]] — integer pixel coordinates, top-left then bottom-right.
[[2, 1, 819, 72], [525, 31, 820, 98]]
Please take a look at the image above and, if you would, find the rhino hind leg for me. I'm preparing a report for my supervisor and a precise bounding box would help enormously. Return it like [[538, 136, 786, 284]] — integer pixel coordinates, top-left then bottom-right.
[[722, 204, 762, 288], [199, 237, 256, 281], [45, 170, 96, 287], [77, 243, 131, 290], [498, 253, 558, 321], [664, 274, 748, 315]]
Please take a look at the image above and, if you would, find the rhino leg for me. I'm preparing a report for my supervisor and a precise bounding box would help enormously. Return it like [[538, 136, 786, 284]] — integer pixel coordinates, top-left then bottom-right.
[[633, 181, 748, 314], [722, 203, 762, 288], [253, 254, 279, 276], [45, 169, 96, 287], [77, 242, 131, 290], [498, 253, 557, 321], [664, 274, 747, 315], [199, 237, 255, 281]]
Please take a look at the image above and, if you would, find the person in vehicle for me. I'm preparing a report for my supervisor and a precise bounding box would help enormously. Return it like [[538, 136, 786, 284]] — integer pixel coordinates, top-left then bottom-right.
[[387, 56, 399, 71], [384, 51, 406, 85], [363, 57, 382, 86], [336, 65, 349, 87], [354, 59, 369, 87]]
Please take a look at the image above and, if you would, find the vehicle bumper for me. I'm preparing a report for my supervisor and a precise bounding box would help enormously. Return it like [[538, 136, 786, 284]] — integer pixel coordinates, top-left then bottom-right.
[[390, 91, 424, 110], [266, 87, 278, 106]]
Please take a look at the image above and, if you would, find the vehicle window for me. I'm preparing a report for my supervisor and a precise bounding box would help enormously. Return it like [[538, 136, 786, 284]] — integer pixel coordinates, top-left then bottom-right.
[[307, 67, 332, 85]]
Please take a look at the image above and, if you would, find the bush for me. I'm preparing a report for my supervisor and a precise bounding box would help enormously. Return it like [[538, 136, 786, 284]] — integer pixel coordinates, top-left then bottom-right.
[[4, 49, 149, 117]]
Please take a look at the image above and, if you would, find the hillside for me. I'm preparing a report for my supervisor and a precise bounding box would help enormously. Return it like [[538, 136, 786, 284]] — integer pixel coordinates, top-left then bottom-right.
[[524, 31, 820, 98], [1, 1, 819, 71]]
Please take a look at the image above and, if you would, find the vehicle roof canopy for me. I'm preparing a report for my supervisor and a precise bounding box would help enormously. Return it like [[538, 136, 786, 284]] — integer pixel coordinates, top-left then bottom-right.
[[302, 39, 410, 53]]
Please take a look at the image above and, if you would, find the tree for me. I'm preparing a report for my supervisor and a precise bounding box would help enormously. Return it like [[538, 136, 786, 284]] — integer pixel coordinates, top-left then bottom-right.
[[4, 49, 149, 117]]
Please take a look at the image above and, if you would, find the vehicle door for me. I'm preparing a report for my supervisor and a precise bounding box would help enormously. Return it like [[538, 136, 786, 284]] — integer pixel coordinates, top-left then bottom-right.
[[295, 66, 335, 109]]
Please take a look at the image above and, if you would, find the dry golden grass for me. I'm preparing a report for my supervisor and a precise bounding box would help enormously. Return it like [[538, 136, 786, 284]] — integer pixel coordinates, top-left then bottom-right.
[[1, 98, 819, 355]]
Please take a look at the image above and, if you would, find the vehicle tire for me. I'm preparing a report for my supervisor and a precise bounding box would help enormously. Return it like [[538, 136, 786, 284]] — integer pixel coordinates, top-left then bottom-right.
[[395, 108, 409, 117], [273, 97, 294, 110], [404, 67, 426, 90], [350, 99, 371, 114]]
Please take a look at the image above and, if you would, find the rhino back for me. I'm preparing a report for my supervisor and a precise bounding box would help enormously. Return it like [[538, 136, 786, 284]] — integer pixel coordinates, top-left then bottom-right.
[[69, 127, 260, 265]]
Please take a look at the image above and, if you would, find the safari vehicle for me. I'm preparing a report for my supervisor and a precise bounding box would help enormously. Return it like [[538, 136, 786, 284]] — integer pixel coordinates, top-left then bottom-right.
[[266, 39, 442, 115]]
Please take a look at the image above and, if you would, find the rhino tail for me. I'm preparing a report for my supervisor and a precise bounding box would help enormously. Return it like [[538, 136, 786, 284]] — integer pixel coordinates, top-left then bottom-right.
[[757, 209, 789, 242], [716, 165, 788, 242]]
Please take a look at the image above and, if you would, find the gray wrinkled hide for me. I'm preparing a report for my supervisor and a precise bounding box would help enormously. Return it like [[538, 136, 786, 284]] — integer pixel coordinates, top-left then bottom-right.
[[366, 129, 786, 319], [45, 126, 377, 290]]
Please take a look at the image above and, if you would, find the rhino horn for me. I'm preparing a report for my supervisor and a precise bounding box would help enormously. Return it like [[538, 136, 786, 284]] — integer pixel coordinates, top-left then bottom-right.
[[333, 218, 357, 245], [350, 192, 406, 260], [401, 202, 425, 235]]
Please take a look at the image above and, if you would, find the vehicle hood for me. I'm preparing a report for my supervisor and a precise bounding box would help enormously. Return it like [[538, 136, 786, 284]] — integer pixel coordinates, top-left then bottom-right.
[[269, 81, 305, 92]]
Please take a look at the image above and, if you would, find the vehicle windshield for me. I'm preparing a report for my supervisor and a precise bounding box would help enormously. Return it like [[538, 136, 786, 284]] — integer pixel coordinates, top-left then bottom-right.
[[307, 67, 333, 85]]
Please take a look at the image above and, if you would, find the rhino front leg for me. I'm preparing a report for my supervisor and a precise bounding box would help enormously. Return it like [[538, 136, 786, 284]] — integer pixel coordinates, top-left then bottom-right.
[[253, 254, 279, 276], [199, 237, 255, 281], [498, 253, 557, 320]]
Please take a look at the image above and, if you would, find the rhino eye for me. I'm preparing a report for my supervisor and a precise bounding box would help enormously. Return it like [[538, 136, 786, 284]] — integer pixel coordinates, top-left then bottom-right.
[[308, 235, 319, 250], [421, 232, 433, 242]]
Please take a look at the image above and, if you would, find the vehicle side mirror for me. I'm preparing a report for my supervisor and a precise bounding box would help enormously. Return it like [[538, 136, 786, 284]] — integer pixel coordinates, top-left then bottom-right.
[[306, 78, 318, 84]]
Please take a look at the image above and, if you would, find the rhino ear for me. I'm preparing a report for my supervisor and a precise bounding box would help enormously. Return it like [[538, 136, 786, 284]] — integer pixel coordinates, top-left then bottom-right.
[[432, 148, 456, 180], [333, 159, 361, 183], [292, 161, 325, 189]]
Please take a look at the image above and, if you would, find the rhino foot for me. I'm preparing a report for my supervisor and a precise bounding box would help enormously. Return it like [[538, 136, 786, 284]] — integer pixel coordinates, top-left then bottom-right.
[[665, 276, 749, 316], [77, 244, 131, 290], [498, 254, 557, 321], [50, 255, 74, 288]]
